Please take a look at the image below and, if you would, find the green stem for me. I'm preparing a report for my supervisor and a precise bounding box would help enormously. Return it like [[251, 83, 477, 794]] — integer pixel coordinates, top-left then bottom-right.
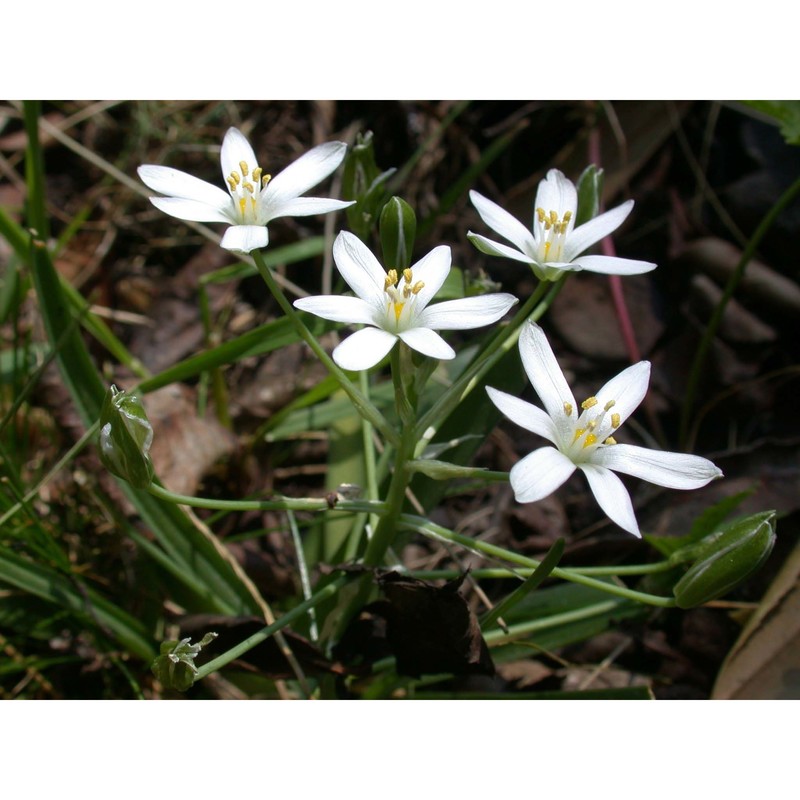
[[146, 481, 387, 515], [400, 515, 677, 607], [408, 560, 676, 580], [250, 248, 398, 447], [679, 172, 800, 446], [414, 277, 564, 444], [195, 574, 349, 680]]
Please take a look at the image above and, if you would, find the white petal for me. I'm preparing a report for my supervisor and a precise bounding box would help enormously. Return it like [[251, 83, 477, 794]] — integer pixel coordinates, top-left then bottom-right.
[[467, 233, 536, 265], [534, 170, 577, 220], [509, 446, 576, 503], [148, 196, 233, 224], [570, 254, 656, 275], [486, 386, 559, 444], [263, 142, 348, 205], [417, 293, 517, 330], [220, 128, 259, 188], [564, 200, 633, 260], [397, 327, 455, 360], [332, 327, 397, 371], [594, 361, 651, 427], [407, 246, 452, 310], [578, 463, 641, 537], [293, 295, 376, 325], [333, 231, 387, 307], [264, 196, 354, 221], [220, 225, 269, 253], [518, 322, 576, 444], [138, 165, 231, 209], [591, 444, 723, 489], [469, 191, 536, 255]]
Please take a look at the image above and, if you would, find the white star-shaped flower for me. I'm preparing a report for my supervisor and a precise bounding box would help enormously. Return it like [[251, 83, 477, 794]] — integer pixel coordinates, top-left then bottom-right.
[[294, 231, 518, 371], [138, 127, 353, 254], [468, 169, 656, 281], [486, 322, 722, 537]]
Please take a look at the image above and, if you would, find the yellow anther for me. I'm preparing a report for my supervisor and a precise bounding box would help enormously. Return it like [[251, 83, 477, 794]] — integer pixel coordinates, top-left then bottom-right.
[[252, 167, 262, 183], [604, 436, 617, 445], [262, 174, 272, 188], [384, 270, 398, 291], [604, 399, 616, 411], [611, 413, 621, 429], [393, 302, 404, 322], [536, 207, 546, 223], [227, 176, 237, 192], [403, 284, 412, 298], [412, 281, 425, 295], [403, 268, 413, 284], [563, 210, 572, 223], [563, 402, 573, 417], [243, 182, 255, 194], [581, 396, 598, 410], [239, 160, 249, 177], [230, 171, 241, 186], [582, 434, 598, 449], [549, 210, 558, 225]]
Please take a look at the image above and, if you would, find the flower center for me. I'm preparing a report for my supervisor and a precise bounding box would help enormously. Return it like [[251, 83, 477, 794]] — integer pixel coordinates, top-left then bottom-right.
[[562, 396, 620, 461], [226, 160, 272, 225], [534, 207, 572, 263], [383, 268, 424, 329]]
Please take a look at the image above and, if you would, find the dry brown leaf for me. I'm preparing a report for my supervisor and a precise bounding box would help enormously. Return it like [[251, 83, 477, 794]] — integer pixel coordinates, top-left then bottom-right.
[[712, 536, 800, 699]]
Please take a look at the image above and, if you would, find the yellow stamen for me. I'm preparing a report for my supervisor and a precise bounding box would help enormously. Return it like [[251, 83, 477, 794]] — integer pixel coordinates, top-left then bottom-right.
[[563, 402, 573, 417], [582, 434, 598, 449], [549, 210, 558, 225], [611, 413, 621, 428], [384, 270, 398, 290], [563, 211, 572, 223], [412, 281, 424, 295], [403, 268, 413, 284], [239, 160, 249, 178], [252, 167, 262, 183], [262, 174, 272, 188], [243, 182, 255, 194], [604, 399, 616, 411], [230, 171, 241, 186], [581, 396, 598, 410], [604, 436, 617, 445], [403, 284, 412, 298], [536, 207, 546, 223], [227, 176, 237, 192], [587, 420, 597, 431]]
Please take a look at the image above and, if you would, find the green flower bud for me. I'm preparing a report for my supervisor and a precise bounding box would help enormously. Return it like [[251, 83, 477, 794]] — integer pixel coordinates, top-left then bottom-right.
[[98, 384, 154, 489], [408, 459, 492, 481], [151, 633, 218, 692], [380, 196, 417, 271], [673, 511, 776, 609], [575, 164, 604, 227], [342, 131, 397, 240]]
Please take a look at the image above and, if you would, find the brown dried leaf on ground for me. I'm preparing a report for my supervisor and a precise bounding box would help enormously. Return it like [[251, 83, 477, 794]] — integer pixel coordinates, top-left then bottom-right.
[[713, 536, 800, 699], [144, 384, 237, 496]]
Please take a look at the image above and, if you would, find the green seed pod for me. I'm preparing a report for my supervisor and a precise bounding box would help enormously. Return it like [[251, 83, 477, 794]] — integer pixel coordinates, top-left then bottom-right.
[[673, 511, 776, 609], [98, 384, 154, 489], [380, 196, 417, 271]]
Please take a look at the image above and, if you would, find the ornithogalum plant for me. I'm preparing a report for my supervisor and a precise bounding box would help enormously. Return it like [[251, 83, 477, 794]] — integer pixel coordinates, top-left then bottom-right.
[[73, 112, 775, 698]]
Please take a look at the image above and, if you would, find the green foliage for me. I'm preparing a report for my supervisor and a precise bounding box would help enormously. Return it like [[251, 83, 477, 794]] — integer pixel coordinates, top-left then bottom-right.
[[744, 100, 800, 145]]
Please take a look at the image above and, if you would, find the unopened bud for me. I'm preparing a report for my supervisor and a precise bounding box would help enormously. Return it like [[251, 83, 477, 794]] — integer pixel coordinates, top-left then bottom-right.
[[98, 385, 154, 489], [673, 511, 776, 609]]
